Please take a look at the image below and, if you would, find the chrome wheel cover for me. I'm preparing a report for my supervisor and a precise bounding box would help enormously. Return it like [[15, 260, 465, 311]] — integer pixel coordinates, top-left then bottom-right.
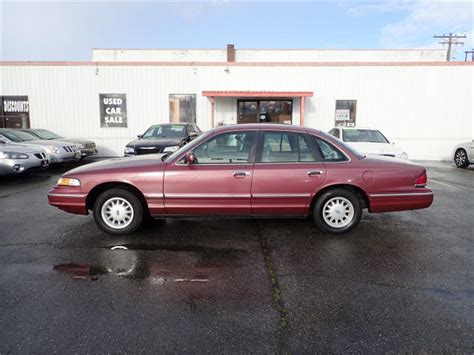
[[455, 150, 466, 166], [322, 197, 355, 228], [101, 197, 134, 230]]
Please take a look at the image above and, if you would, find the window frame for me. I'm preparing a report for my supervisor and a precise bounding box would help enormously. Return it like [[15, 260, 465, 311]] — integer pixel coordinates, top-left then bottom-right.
[[255, 131, 318, 164], [308, 134, 351, 163], [175, 130, 258, 166]]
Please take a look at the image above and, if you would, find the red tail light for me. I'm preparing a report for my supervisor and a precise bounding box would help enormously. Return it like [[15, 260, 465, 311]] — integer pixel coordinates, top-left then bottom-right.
[[415, 173, 427, 187]]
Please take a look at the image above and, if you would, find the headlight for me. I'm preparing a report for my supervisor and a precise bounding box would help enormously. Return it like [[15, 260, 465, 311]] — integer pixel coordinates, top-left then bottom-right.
[[57, 177, 81, 187], [46, 145, 61, 154], [124, 146, 135, 154], [398, 152, 408, 160], [163, 146, 179, 153], [0, 151, 29, 159]]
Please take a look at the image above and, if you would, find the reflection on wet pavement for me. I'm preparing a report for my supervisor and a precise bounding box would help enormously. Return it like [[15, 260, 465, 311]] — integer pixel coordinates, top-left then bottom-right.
[[53, 244, 246, 284]]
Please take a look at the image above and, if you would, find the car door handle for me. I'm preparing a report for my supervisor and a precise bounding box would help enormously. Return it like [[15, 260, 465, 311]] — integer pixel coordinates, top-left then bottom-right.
[[233, 171, 250, 178], [307, 170, 323, 176]]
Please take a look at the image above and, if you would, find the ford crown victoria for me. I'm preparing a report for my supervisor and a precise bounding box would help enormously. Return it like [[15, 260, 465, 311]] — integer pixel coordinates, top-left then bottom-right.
[[48, 124, 433, 235]]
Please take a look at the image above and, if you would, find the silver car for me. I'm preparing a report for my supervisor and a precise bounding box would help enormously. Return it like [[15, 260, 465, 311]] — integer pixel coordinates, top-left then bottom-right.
[[19, 129, 98, 159], [0, 140, 50, 175], [0, 129, 81, 164]]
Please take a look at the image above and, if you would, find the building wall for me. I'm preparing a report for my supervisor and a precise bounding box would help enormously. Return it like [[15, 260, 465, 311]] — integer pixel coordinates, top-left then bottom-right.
[[1, 63, 472, 160], [92, 48, 447, 63]]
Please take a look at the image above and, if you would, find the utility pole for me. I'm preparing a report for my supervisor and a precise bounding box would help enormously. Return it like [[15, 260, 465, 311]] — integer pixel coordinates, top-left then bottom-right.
[[464, 49, 474, 62], [434, 33, 466, 61]]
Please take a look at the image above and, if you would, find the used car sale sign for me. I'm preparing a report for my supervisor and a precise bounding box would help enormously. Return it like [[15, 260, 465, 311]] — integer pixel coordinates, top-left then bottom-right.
[[99, 94, 127, 128]]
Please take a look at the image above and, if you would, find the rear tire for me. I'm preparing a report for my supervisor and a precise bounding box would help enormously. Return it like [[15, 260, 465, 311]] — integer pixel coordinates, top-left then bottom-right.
[[313, 188, 362, 234], [93, 188, 144, 235], [454, 148, 470, 168]]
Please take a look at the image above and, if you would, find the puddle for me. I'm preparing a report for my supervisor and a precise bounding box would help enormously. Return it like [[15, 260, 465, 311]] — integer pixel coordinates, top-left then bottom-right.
[[53, 244, 246, 282], [101, 244, 246, 254]]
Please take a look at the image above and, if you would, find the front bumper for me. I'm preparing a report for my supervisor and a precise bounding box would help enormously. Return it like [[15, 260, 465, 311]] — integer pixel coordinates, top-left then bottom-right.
[[368, 188, 433, 213], [48, 186, 88, 214], [80, 148, 98, 157], [50, 151, 81, 163], [0, 158, 49, 175]]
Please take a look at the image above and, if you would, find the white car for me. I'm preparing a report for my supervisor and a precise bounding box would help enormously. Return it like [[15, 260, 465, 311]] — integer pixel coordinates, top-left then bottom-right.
[[453, 141, 473, 168], [328, 127, 408, 160]]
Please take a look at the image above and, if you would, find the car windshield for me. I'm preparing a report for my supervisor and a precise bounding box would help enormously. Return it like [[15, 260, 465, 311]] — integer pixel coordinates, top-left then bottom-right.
[[143, 125, 186, 139], [0, 130, 38, 142], [30, 129, 62, 140], [163, 130, 211, 162], [342, 129, 389, 143]]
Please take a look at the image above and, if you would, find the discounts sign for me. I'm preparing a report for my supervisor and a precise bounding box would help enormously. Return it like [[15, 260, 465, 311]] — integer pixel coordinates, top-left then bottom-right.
[[99, 94, 127, 128]]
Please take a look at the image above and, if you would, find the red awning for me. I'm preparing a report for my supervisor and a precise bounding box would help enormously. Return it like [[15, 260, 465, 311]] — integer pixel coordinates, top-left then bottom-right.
[[202, 91, 313, 98]]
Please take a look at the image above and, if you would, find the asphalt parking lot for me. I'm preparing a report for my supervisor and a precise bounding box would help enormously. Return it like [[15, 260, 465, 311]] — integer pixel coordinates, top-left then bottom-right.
[[1, 160, 473, 353]]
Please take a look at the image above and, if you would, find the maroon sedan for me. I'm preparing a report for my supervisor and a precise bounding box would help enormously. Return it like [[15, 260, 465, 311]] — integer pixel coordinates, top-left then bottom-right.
[[48, 124, 433, 235]]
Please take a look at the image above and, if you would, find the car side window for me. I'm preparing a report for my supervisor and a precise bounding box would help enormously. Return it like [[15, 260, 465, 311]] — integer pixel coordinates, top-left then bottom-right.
[[313, 137, 348, 162], [193, 131, 255, 164], [261, 132, 315, 163]]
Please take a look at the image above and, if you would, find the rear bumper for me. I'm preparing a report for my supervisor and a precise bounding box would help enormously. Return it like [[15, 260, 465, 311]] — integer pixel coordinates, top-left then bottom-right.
[[368, 189, 433, 213], [48, 188, 88, 215]]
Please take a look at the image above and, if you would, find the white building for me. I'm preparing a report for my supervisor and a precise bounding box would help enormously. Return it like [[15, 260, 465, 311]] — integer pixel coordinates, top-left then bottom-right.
[[1, 45, 473, 160]]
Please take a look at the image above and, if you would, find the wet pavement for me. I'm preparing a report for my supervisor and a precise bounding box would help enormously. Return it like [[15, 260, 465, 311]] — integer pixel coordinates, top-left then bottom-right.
[[0, 160, 473, 353]]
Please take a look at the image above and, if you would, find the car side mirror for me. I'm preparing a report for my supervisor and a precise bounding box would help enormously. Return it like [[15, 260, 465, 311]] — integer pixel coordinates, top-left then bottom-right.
[[189, 132, 198, 140], [137, 134, 143, 139], [186, 152, 196, 165]]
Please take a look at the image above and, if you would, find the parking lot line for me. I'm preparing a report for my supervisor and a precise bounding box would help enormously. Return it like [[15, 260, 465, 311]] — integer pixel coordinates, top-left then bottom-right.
[[428, 179, 455, 188]]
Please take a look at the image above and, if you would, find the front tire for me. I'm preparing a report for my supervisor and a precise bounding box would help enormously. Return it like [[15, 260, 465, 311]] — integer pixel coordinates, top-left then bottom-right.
[[93, 188, 144, 235], [313, 188, 362, 234], [454, 148, 470, 168]]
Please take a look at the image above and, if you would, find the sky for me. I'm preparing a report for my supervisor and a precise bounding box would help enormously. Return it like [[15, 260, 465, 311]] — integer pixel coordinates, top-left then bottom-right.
[[1, 0, 473, 61]]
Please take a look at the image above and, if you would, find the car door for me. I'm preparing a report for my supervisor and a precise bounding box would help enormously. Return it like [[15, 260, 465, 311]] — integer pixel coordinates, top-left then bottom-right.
[[251, 130, 327, 215], [164, 130, 256, 215]]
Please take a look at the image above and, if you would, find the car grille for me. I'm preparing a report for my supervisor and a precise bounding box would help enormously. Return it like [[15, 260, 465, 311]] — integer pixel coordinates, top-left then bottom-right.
[[84, 142, 95, 149], [63, 145, 77, 153], [136, 147, 161, 155], [34, 152, 47, 159]]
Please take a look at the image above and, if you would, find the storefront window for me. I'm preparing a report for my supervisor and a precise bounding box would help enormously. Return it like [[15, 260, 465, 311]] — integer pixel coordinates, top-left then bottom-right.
[[335, 100, 357, 127], [0, 96, 30, 128], [238, 100, 292, 124], [169, 94, 196, 123]]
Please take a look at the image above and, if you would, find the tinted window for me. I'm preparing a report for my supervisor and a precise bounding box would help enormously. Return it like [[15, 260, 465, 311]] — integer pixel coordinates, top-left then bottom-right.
[[261, 132, 315, 163], [313, 137, 348, 162], [193, 131, 255, 164]]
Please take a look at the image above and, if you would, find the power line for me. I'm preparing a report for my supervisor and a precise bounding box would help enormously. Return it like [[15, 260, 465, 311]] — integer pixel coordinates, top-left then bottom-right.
[[434, 33, 466, 61]]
